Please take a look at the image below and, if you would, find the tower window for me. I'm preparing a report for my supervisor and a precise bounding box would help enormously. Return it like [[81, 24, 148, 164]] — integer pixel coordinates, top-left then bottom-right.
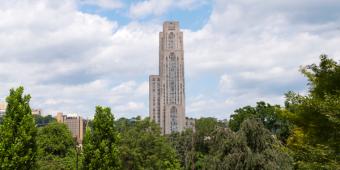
[[168, 32, 175, 49]]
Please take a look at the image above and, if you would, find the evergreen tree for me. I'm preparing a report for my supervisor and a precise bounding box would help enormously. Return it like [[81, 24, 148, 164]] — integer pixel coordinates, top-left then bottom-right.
[[82, 106, 120, 169], [0, 87, 38, 169]]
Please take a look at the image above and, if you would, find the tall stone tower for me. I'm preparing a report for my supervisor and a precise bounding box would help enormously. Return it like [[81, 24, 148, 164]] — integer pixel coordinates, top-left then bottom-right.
[[149, 21, 186, 134]]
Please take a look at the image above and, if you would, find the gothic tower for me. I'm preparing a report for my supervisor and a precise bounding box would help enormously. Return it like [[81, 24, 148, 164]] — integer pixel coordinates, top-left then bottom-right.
[[149, 21, 185, 134]]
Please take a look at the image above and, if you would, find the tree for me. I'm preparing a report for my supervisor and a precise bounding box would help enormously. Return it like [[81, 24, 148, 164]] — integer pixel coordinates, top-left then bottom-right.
[[168, 118, 227, 169], [203, 119, 293, 170], [82, 106, 120, 169], [300, 54, 340, 98], [34, 114, 56, 127], [284, 55, 340, 169], [229, 101, 292, 143], [195, 117, 224, 153], [118, 117, 180, 170], [168, 129, 195, 170], [36, 122, 76, 169], [0, 87, 38, 169], [287, 128, 339, 170]]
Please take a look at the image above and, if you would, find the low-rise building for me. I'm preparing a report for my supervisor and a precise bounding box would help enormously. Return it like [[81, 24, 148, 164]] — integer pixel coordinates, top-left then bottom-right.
[[56, 112, 87, 144], [0, 102, 7, 118], [32, 109, 42, 116]]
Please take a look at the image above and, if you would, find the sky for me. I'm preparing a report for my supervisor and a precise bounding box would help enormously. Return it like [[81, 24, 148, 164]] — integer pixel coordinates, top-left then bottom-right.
[[1, 0, 340, 119]]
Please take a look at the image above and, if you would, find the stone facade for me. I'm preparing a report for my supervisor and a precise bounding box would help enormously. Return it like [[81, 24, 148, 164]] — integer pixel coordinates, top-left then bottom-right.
[[150, 21, 186, 134]]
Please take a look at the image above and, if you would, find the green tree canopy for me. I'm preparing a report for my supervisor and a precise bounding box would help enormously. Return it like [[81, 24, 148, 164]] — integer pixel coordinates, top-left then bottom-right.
[[284, 55, 340, 169], [229, 101, 292, 143], [168, 129, 195, 170], [168, 117, 226, 169], [0, 87, 37, 169], [36, 122, 76, 170], [203, 119, 293, 170], [34, 114, 56, 127], [195, 117, 225, 153], [300, 54, 340, 98], [118, 117, 180, 170], [82, 106, 120, 170]]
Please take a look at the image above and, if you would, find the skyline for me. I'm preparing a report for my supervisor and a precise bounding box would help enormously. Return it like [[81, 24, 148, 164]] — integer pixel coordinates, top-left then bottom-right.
[[1, 0, 340, 119]]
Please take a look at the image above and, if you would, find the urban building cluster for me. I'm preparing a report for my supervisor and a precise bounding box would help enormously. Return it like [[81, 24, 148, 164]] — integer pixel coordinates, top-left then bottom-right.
[[0, 101, 87, 144], [0, 102, 41, 117], [149, 21, 195, 134]]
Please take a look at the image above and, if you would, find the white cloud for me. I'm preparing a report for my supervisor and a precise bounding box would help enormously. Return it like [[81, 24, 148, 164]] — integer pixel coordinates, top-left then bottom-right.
[[0, 1, 153, 118], [184, 0, 340, 118], [113, 102, 145, 115], [88, 22, 160, 76], [129, 0, 208, 18], [79, 0, 124, 9], [1, 0, 340, 120], [129, 0, 172, 18], [219, 74, 233, 92]]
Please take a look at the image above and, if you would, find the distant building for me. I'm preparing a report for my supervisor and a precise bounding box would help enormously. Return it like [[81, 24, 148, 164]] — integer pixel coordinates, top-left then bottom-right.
[[56, 112, 87, 144], [0, 101, 42, 118], [149, 21, 186, 134], [185, 117, 196, 131], [31, 109, 42, 116], [0, 102, 7, 118]]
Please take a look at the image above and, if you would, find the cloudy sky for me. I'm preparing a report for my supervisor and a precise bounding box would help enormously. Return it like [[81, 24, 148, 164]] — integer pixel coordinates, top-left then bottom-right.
[[1, 0, 340, 119]]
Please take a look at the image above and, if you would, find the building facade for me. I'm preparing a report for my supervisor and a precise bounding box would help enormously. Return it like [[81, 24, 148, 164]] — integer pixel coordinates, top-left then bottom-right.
[[32, 109, 42, 116], [56, 112, 86, 144], [0, 102, 42, 118], [185, 117, 196, 131], [0, 102, 6, 118], [149, 21, 186, 134]]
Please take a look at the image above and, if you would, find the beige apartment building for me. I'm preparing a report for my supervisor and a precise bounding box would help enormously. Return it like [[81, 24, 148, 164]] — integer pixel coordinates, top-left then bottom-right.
[[0, 102, 7, 118], [149, 21, 187, 134], [32, 109, 42, 116], [56, 112, 86, 144]]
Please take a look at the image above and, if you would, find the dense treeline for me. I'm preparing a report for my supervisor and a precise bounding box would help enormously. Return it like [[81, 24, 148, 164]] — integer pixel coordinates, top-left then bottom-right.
[[0, 55, 339, 169]]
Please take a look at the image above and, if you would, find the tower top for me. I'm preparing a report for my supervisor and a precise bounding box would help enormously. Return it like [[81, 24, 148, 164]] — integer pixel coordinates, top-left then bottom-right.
[[163, 21, 180, 32]]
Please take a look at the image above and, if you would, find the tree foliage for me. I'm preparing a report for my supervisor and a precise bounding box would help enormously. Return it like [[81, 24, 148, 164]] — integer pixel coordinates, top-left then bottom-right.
[[300, 54, 340, 98], [229, 101, 292, 143], [36, 122, 76, 169], [34, 114, 56, 127], [168, 129, 195, 170], [82, 106, 120, 170], [0, 87, 38, 169], [118, 117, 181, 170], [284, 55, 340, 169], [203, 119, 293, 170], [195, 117, 224, 154]]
